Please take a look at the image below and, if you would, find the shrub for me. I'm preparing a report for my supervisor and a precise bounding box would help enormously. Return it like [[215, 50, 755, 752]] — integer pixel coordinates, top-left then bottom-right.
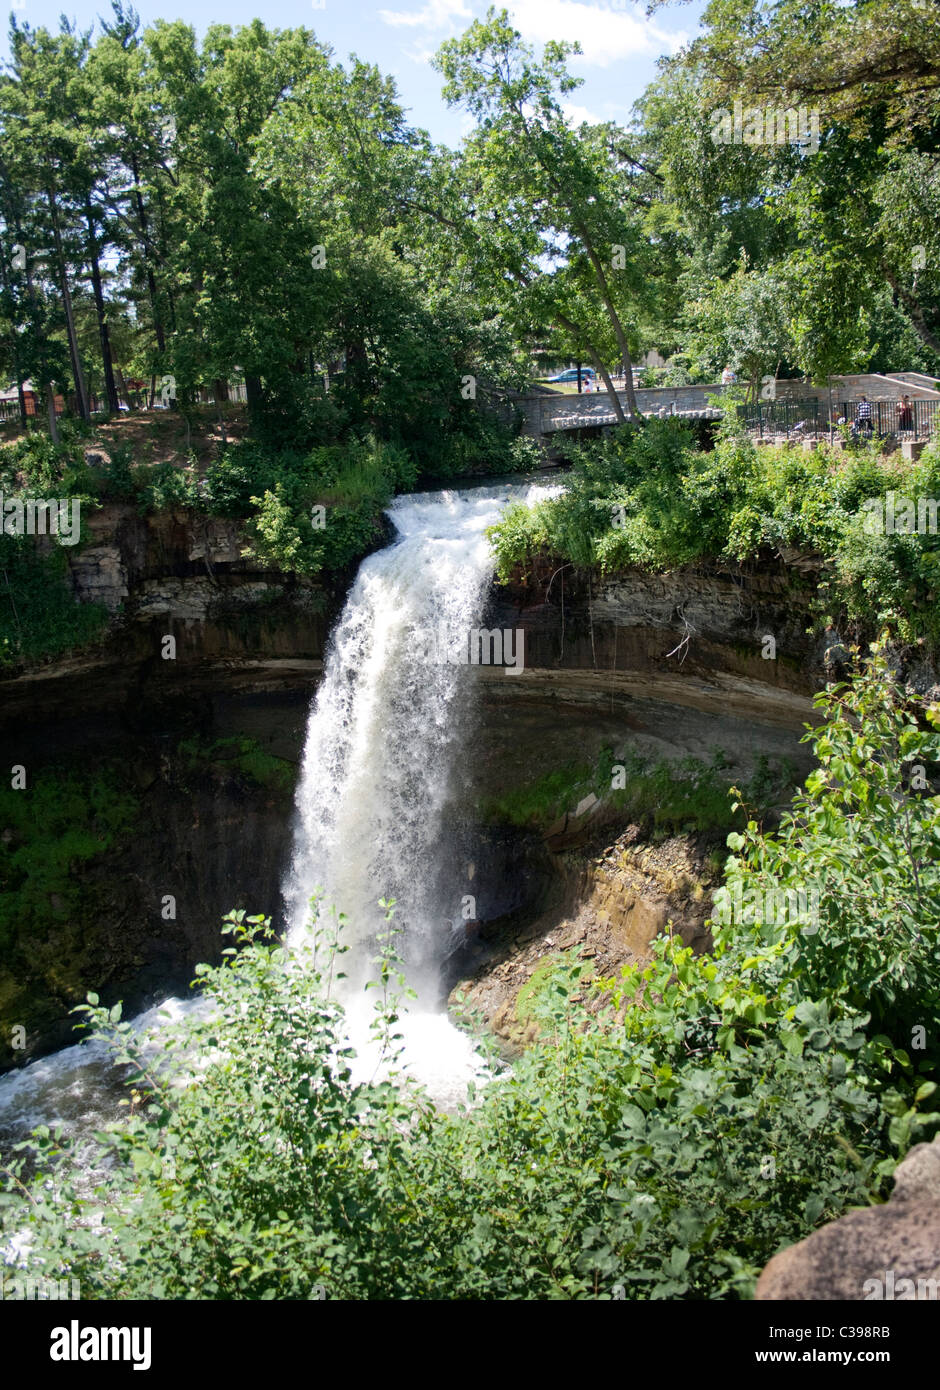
[[487, 426, 940, 652], [0, 533, 108, 668]]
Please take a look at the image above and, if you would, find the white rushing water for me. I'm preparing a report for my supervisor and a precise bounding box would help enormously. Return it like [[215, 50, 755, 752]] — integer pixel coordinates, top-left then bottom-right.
[[0, 478, 561, 1143], [287, 485, 532, 974], [284, 480, 561, 1102]]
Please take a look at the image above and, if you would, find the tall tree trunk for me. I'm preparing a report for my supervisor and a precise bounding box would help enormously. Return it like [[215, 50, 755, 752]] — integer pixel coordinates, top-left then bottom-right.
[[883, 265, 940, 355], [574, 222, 642, 419], [130, 152, 166, 355], [18, 226, 54, 436], [555, 310, 626, 424], [245, 374, 264, 413], [508, 103, 643, 420], [587, 351, 626, 423], [84, 198, 120, 414], [47, 185, 90, 422], [345, 334, 370, 402], [0, 238, 29, 427], [45, 383, 59, 443]]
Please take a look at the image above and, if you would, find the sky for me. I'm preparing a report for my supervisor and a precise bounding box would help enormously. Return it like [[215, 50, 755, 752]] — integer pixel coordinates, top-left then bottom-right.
[[1, 0, 705, 146]]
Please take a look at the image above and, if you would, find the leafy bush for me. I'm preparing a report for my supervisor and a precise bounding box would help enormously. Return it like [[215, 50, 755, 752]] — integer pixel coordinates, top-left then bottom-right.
[[487, 424, 940, 651], [0, 428, 98, 501], [0, 533, 108, 667], [715, 642, 940, 1042]]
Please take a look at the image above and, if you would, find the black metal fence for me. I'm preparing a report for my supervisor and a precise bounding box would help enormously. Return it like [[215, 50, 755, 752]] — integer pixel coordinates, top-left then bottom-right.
[[739, 396, 940, 440], [738, 398, 822, 436]]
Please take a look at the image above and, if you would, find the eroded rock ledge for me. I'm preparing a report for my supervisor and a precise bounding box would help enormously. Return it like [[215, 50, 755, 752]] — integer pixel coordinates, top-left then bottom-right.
[[0, 504, 340, 736], [449, 823, 720, 1050]]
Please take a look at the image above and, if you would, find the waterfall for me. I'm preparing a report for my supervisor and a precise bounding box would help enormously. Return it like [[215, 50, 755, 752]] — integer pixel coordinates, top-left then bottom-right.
[[0, 478, 561, 1138], [286, 486, 515, 985], [282, 480, 559, 1099]]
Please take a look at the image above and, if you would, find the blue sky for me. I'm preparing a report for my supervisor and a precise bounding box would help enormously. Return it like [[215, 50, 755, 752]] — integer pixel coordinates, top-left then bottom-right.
[[2, 0, 704, 145]]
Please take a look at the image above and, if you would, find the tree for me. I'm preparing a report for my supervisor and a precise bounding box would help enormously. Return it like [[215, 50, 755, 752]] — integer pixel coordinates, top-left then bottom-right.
[[434, 8, 651, 420], [649, 0, 940, 364]]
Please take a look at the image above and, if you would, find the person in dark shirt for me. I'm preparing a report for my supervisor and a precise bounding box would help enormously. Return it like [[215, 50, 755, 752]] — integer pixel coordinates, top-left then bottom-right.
[[897, 395, 914, 434], [854, 396, 873, 435]]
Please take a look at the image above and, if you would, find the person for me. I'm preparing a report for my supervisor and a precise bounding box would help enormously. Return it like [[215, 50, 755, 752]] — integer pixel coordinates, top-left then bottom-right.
[[854, 395, 873, 436], [897, 395, 914, 434], [721, 366, 737, 385]]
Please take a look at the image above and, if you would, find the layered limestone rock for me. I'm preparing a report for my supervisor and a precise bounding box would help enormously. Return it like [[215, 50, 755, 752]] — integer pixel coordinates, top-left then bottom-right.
[[0, 504, 331, 734], [449, 825, 718, 1049]]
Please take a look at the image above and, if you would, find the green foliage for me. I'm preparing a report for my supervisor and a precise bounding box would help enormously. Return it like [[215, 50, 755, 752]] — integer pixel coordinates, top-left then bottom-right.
[[175, 736, 295, 796], [0, 766, 139, 954], [715, 643, 940, 1043], [0, 428, 95, 500], [226, 437, 408, 576], [488, 426, 940, 652], [480, 744, 795, 836], [0, 532, 108, 667]]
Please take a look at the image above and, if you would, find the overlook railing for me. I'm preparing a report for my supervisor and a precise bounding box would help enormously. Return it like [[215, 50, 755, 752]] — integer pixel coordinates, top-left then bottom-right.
[[739, 397, 940, 440]]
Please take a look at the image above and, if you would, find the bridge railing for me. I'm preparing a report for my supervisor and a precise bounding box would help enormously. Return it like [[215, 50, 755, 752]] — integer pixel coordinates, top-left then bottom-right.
[[739, 397, 940, 439]]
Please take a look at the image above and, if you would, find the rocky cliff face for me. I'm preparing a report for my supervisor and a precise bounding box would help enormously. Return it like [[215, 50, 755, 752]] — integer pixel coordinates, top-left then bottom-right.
[[482, 554, 834, 720], [0, 510, 833, 1068], [0, 504, 334, 738], [449, 822, 720, 1050], [443, 555, 833, 1051], [0, 735, 302, 1068]]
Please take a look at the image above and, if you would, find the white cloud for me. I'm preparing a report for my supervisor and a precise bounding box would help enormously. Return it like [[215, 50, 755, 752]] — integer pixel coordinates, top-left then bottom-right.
[[507, 0, 687, 67], [379, 0, 473, 29], [562, 101, 602, 126]]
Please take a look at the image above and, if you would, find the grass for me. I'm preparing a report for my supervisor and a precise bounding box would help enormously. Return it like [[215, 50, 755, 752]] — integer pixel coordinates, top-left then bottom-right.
[[479, 746, 797, 837]]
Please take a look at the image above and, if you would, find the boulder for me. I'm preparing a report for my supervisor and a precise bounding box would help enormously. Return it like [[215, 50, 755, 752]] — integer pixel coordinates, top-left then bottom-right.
[[755, 1135, 940, 1300]]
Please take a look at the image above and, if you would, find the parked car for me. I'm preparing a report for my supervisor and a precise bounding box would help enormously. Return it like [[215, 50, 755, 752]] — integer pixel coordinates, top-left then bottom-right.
[[546, 367, 596, 383]]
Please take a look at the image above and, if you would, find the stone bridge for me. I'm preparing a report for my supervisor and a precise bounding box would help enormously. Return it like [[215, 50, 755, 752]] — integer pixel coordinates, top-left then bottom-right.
[[515, 383, 725, 436]]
